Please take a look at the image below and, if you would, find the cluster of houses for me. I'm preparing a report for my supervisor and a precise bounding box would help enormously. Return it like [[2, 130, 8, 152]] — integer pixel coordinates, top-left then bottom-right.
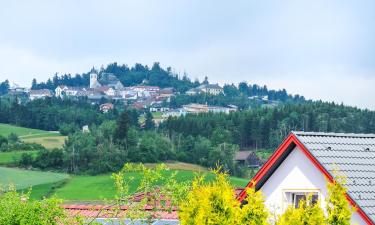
[[54, 73, 175, 103], [6, 74, 240, 117]]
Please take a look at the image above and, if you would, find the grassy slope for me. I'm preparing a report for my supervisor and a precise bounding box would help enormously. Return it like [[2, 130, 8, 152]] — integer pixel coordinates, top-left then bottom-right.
[[0, 123, 66, 149], [0, 167, 69, 190], [0, 164, 248, 201], [53, 170, 248, 201], [0, 150, 38, 165], [0, 123, 51, 137]]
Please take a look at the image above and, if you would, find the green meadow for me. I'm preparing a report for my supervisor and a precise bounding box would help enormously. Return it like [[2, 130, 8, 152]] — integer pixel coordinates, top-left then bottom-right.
[[0, 123, 66, 149], [0, 166, 248, 202]]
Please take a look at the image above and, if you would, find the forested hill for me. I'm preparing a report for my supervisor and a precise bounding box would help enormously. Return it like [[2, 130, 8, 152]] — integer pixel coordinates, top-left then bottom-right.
[[27, 62, 305, 103], [160, 102, 375, 150]]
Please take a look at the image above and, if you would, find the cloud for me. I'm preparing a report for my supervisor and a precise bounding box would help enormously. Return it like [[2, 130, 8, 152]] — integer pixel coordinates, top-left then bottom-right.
[[0, 0, 374, 109]]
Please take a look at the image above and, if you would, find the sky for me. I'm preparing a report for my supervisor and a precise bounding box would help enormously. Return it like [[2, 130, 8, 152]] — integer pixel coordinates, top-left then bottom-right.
[[0, 0, 374, 109]]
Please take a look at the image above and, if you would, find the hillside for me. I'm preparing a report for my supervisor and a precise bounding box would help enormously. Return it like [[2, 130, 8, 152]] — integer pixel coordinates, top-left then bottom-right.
[[27, 62, 305, 104], [0, 163, 248, 201], [0, 123, 66, 149]]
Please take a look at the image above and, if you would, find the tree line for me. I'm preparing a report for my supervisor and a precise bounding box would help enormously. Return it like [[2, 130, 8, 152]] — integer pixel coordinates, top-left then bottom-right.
[[161, 101, 375, 150]]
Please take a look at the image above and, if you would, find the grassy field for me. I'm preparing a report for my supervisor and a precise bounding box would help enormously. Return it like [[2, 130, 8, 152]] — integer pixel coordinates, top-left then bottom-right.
[[23, 136, 67, 149], [0, 164, 249, 201], [0, 150, 38, 165], [0, 167, 69, 190], [0, 123, 66, 149], [44, 169, 248, 201]]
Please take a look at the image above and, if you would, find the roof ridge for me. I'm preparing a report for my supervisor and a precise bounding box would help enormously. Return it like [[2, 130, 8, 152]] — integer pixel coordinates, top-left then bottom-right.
[[292, 131, 375, 138]]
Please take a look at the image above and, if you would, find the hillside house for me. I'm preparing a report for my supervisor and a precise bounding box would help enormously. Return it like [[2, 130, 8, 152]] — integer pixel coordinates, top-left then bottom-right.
[[182, 103, 209, 113], [29, 89, 53, 100], [100, 103, 114, 113], [234, 151, 262, 168], [8, 83, 29, 95], [238, 131, 375, 225], [186, 84, 223, 96], [186, 87, 200, 95], [55, 85, 87, 98]]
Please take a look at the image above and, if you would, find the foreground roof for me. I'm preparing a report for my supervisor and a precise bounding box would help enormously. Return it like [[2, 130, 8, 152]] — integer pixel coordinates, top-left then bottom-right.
[[63, 204, 179, 224], [239, 131, 375, 225], [292, 131, 375, 223]]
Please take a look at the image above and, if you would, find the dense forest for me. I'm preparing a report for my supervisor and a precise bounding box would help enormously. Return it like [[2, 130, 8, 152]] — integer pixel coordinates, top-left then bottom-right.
[[3, 96, 373, 176], [0, 97, 123, 131], [161, 102, 375, 150]]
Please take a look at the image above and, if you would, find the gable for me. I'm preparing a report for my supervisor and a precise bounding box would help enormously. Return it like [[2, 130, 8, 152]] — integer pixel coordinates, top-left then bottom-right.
[[260, 146, 328, 214], [238, 132, 375, 225]]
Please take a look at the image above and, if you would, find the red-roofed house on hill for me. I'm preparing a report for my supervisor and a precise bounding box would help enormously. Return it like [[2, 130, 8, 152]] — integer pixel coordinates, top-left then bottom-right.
[[99, 103, 114, 113], [238, 131, 375, 225]]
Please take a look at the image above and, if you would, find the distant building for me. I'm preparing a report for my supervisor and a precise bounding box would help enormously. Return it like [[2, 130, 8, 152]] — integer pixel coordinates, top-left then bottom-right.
[[100, 103, 114, 113], [234, 151, 262, 168], [29, 89, 53, 100], [186, 88, 200, 95], [159, 87, 175, 97], [90, 72, 124, 90], [55, 85, 86, 98], [186, 83, 223, 96], [182, 103, 236, 114], [150, 104, 170, 112], [55, 85, 68, 97], [90, 73, 101, 89], [82, 125, 90, 133], [182, 103, 209, 113], [199, 84, 223, 95], [8, 83, 29, 94], [99, 73, 124, 90], [162, 109, 186, 118]]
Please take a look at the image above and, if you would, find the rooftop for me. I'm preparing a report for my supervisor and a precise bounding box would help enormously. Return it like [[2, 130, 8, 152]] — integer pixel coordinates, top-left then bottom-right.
[[293, 131, 375, 222]]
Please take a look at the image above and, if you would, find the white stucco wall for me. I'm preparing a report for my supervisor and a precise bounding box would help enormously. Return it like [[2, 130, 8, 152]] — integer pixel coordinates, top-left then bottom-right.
[[259, 146, 367, 225]]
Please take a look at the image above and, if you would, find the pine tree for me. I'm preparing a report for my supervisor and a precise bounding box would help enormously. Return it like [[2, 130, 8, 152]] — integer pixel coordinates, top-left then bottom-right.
[[115, 111, 130, 142], [144, 111, 155, 130]]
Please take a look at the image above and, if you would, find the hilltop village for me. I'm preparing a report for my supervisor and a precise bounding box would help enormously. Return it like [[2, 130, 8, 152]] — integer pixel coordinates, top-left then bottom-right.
[[6, 72, 242, 121]]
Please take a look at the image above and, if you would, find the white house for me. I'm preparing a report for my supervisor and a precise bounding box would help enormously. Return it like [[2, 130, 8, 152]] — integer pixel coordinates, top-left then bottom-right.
[[55, 85, 68, 97], [29, 89, 53, 100], [238, 132, 375, 225], [186, 84, 223, 96]]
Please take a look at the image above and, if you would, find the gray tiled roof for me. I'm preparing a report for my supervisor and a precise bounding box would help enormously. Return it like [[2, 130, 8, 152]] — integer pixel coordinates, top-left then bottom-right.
[[293, 131, 375, 222]]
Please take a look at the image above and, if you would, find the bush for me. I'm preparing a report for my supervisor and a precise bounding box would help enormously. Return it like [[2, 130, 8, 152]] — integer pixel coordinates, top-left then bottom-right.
[[179, 169, 268, 225], [19, 152, 34, 168], [7, 133, 19, 143], [0, 187, 82, 225], [58, 123, 78, 135]]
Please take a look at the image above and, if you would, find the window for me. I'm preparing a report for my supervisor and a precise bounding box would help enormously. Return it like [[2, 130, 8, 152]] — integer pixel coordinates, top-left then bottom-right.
[[283, 191, 320, 208]]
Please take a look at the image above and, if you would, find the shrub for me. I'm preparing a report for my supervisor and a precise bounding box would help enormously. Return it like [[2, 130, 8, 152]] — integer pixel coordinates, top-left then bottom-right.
[[179, 170, 268, 225], [0, 187, 82, 225]]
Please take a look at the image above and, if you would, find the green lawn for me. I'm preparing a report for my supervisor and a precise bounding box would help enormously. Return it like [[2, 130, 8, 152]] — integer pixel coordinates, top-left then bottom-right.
[[52, 170, 248, 201], [0, 164, 249, 202], [0, 167, 69, 190], [0, 123, 52, 137], [0, 150, 38, 165], [0, 123, 66, 149]]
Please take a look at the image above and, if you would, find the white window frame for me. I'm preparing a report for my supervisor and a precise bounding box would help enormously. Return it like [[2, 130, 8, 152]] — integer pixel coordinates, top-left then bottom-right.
[[282, 189, 321, 210]]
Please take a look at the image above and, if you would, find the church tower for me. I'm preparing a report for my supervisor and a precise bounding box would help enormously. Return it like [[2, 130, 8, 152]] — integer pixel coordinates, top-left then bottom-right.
[[90, 73, 99, 88]]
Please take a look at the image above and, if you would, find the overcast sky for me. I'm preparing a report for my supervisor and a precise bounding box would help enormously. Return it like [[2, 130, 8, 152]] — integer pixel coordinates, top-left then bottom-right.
[[0, 0, 374, 109]]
